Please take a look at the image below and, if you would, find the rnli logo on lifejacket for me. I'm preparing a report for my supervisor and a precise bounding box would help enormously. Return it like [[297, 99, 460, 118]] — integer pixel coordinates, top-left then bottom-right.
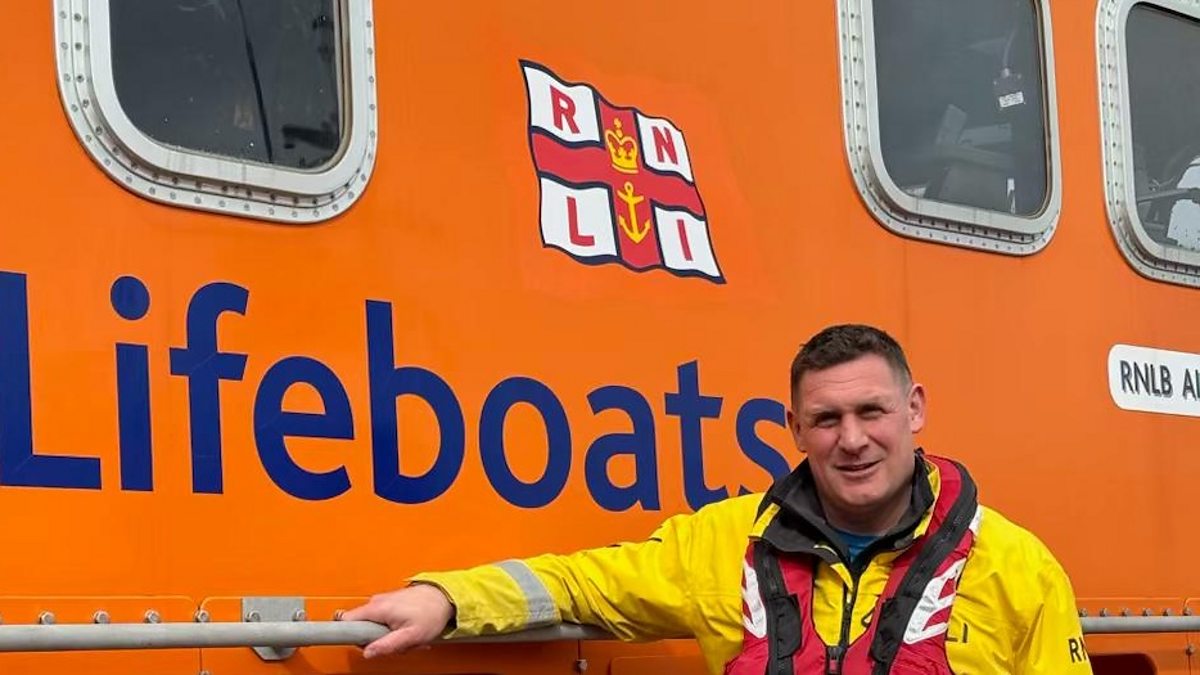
[[741, 559, 767, 638], [520, 61, 723, 282], [904, 507, 984, 644], [904, 558, 967, 644]]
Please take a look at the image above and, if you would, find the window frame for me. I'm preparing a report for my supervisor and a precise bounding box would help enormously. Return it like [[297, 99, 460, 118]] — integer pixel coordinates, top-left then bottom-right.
[[838, 0, 1063, 254], [1099, 0, 1200, 286], [54, 0, 378, 223]]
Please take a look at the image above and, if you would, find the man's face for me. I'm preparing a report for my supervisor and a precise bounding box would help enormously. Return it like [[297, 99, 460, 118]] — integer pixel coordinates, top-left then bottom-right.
[[787, 354, 925, 528]]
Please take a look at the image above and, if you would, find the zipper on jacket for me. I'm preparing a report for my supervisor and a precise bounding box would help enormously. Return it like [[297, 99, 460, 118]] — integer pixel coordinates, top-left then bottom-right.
[[763, 555, 784, 673], [826, 577, 859, 675], [755, 543, 794, 675]]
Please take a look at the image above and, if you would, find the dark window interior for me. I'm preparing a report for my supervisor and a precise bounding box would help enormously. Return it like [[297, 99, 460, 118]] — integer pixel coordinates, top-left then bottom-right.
[[111, 0, 343, 170], [874, 0, 1049, 217], [1127, 4, 1200, 252]]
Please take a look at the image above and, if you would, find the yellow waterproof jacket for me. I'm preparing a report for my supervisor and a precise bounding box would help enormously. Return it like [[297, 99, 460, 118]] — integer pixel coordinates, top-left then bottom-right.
[[413, 458, 1092, 674]]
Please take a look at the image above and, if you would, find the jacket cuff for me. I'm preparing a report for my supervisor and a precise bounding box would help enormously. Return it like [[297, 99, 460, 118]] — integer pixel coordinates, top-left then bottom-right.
[[410, 564, 555, 638]]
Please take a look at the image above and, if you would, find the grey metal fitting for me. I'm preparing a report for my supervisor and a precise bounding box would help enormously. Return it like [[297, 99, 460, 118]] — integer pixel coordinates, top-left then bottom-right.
[[245, 611, 261, 623], [144, 611, 161, 624], [193, 610, 210, 624], [574, 658, 589, 672], [291, 610, 307, 622], [92, 611, 110, 625], [1078, 609, 1088, 617], [1120, 608, 1131, 617], [1099, 608, 1110, 617], [332, 610, 345, 621], [1143, 608, 1153, 617], [1186, 607, 1195, 617], [38, 612, 56, 626]]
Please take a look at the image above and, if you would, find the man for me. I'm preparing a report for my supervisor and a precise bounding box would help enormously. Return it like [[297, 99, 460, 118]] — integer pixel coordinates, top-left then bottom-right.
[[345, 325, 1091, 674]]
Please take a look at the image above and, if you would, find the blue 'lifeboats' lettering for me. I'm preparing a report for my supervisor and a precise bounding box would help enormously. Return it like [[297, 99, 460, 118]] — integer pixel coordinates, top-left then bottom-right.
[[112, 275, 154, 492], [0, 270, 791, 511], [481, 377, 572, 509], [585, 385, 660, 511], [735, 399, 789, 495], [254, 356, 355, 500], [666, 361, 727, 510], [0, 273, 102, 489], [168, 282, 249, 494]]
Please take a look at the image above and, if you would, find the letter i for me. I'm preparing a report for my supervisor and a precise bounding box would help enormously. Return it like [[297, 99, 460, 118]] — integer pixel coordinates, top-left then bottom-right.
[[112, 276, 153, 491]]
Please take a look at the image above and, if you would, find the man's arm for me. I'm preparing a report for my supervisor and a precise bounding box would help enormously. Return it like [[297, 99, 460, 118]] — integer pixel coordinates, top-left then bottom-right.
[[344, 496, 754, 659], [1014, 551, 1094, 674]]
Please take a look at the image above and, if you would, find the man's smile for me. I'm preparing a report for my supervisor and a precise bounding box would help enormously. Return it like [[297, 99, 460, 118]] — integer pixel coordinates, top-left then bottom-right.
[[835, 459, 883, 478]]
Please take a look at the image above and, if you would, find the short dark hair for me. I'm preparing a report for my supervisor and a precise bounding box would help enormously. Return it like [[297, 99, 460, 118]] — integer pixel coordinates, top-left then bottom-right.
[[789, 324, 912, 406]]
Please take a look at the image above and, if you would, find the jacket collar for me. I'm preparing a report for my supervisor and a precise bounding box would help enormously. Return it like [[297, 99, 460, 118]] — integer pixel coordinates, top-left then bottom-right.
[[757, 451, 935, 569]]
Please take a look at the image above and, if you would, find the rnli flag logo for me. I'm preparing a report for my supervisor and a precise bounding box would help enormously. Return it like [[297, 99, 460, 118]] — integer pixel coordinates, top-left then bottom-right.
[[521, 61, 723, 282]]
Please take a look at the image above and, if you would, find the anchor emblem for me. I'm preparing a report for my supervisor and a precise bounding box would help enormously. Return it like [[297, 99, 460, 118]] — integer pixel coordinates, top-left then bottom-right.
[[616, 182, 651, 243]]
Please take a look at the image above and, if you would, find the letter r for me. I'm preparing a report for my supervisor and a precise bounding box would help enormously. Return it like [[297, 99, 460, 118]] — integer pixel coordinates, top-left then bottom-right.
[[550, 86, 580, 134]]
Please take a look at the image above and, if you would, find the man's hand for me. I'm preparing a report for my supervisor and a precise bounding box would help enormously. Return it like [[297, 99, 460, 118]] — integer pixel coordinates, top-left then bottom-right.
[[341, 584, 456, 659]]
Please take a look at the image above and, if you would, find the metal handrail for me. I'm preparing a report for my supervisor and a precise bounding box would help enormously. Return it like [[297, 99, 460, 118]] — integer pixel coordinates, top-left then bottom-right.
[[1081, 616, 1200, 634], [0, 615, 1191, 653], [0, 621, 610, 653]]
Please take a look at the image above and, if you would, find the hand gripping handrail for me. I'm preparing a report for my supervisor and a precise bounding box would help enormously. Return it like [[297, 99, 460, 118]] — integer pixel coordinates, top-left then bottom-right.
[[0, 616, 1190, 653]]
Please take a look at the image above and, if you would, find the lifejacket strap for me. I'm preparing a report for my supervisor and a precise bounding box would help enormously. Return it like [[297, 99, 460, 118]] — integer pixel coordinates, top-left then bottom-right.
[[754, 540, 803, 674], [869, 460, 978, 675]]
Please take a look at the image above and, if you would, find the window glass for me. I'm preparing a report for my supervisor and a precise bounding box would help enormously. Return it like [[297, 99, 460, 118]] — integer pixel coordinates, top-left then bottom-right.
[[1126, 5, 1200, 252], [110, 0, 342, 170], [873, 0, 1049, 216]]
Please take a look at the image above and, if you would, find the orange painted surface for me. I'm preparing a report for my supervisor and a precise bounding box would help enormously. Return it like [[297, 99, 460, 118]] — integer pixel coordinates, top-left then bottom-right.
[[0, 0, 1196, 673]]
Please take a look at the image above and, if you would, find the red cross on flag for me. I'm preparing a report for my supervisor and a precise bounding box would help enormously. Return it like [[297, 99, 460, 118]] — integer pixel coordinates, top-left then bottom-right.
[[521, 61, 723, 282]]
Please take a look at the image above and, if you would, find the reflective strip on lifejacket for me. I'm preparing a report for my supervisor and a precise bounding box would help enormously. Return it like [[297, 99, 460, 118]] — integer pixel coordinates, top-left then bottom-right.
[[901, 506, 982, 645], [497, 560, 558, 625], [741, 558, 768, 638]]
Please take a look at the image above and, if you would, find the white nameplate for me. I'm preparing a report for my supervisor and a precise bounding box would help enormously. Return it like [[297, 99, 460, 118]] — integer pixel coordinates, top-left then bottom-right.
[[1108, 344, 1200, 417]]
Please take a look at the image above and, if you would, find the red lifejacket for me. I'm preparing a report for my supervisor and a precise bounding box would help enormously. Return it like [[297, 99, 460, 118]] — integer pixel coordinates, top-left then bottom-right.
[[725, 455, 979, 675]]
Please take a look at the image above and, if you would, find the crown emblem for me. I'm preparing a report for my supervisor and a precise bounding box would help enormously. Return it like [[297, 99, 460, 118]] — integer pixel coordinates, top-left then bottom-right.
[[605, 119, 639, 174]]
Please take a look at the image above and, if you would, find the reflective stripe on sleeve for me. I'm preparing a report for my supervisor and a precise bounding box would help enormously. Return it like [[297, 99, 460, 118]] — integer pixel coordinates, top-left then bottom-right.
[[496, 560, 558, 626]]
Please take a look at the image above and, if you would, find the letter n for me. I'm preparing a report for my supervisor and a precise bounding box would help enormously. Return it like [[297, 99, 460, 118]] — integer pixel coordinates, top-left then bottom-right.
[[652, 126, 678, 165]]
